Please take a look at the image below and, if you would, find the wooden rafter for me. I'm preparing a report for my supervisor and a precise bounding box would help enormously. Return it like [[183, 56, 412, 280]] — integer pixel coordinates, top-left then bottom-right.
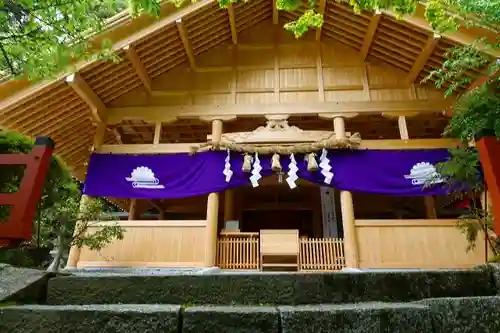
[[124, 44, 152, 93], [65, 73, 105, 122], [404, 33, 440, 85], [0, 0, 218, 113], [106, 100, 452, 124], [272, 0, 278, 24], [228, 3, 238, 44], [382, 4, 500, 58], [360, 10, 381, 60], [315, 0, 327, 41], [176, 18, 196, 70]]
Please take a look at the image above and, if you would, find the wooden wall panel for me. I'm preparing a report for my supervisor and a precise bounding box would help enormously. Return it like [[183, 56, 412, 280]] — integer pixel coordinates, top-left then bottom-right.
[[109, 30, 443, 109], [78, 220, 207, 268], [355, 219, 490, 269]]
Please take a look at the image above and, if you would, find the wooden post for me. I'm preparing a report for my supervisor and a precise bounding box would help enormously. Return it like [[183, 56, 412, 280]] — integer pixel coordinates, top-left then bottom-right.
[[224, 189, 234, 222], [205, 119, 223, 267], [66, 121, 107, 269], [334, 116, 359, 268], [424, 196, 437, 219], [476, 137, 500, 234], [128, 199, 137, 220]]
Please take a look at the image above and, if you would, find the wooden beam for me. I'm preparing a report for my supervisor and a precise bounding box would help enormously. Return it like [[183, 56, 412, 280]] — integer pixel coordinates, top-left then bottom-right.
[[65, 73, 105, 122], [360, 11, 381, 60], [315, 0, 327, 41], [227, 3, 238, 44], [107, 99, 452, 124], [0, 0, 218, 113], [124, 44, 152, 93], [153, 122, 162, 144], [272, 0, 278, 24], [382, 4, 500, 58], [100, 138, 460, 154], [176, 18, 196, 70], [397, 116, 409, 140], [405, 33, 440, 85]]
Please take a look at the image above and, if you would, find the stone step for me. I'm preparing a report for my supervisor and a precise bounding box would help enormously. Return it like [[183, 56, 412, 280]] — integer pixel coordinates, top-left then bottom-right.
[[46, 269, 495, 305], [2, 297, 500, 333]]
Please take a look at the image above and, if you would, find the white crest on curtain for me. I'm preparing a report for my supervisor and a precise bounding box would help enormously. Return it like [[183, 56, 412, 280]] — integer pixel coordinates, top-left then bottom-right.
[[405, 161, 444, 185], [223, 149, 233, 183], [286, 153, 299, 189], [249, 153, 262, 187], [319, 148, 334, 184]]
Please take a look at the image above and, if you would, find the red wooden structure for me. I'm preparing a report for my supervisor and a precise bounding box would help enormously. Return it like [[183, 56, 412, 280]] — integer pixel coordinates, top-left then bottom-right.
[[477, 137, 500, 235], [0, 137, 55, 248]]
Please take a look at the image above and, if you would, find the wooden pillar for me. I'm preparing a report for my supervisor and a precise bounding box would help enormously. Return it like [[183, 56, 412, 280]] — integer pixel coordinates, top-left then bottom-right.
[[476, 137, 500, 234], [205, 119, 223, 267], [334, 116, 359, 268], [66, 121, 107, 269], [224, 189, 234, 222], [424, 196, 437, 219], [128, 199, 137, 220]]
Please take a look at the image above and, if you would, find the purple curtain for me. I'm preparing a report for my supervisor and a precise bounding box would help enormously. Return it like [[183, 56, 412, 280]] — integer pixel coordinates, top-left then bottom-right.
[[83, 149, 452, 199]]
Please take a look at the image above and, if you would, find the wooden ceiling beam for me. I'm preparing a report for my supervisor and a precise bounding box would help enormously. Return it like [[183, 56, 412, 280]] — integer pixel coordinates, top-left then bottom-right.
[[65, 73, 106, 122], [0, 0, 218, 113], [100, 138, 460, 155], [124, 44, 152, 93], [404, 33, 440, 85], [360, 10, 381, 60], [272, 0, 278, 24], [382, 4, 500, 58], [176, 18, 196, 70], [228, 3, 238, 44], [107, 99, 453, 124], [315, 0, 327, 41]]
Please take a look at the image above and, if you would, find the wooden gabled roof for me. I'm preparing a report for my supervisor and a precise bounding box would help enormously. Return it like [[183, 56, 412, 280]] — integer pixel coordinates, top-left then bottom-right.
[[0, 0, 497, 181]]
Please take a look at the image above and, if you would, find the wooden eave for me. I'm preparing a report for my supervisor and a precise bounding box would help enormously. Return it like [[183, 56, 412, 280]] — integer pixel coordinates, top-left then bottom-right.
[[0, 0, 496, 182]]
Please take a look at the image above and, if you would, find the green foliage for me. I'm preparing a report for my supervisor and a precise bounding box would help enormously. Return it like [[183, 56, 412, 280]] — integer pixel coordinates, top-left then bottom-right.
[[0, 130, 124, 270], [0, 0, 127, 79], [436, 147, 484, 194], [425, 44, 491, 96], [443, 83, 500, 142], [284, 9, 323, 38]]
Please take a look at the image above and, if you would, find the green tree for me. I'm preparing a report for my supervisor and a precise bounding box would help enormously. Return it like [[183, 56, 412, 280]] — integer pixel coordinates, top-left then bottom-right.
[[0, 130, 124, 270], [42, 183, 124, 272]]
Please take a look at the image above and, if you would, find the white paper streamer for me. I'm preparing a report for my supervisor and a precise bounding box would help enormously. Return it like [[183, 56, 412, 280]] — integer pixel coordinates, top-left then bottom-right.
[[223, 149, 233, 183], [249, 153, 262, 187], [286, 153, 299, 189], [319, 148, 334, 184]]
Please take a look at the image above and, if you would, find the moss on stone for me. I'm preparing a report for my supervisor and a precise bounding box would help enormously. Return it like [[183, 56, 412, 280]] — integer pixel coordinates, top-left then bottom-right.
[[418, 296, 500, 333], [183, 306, 279, 333], [0, 304, 180, 333], [46, 270, 496, 305], [279, 303, 433, 333], [0, 265, 50, 304]]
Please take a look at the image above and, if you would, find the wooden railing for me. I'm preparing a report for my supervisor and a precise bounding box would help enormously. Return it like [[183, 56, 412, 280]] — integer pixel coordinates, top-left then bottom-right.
[[216, 234, 345, 271], [299, 238, 345, 271], [216, 233, 259, 269]]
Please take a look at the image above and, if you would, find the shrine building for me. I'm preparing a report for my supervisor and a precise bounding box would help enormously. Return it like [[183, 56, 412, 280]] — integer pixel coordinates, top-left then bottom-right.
[[0, 0, 498, 271]]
